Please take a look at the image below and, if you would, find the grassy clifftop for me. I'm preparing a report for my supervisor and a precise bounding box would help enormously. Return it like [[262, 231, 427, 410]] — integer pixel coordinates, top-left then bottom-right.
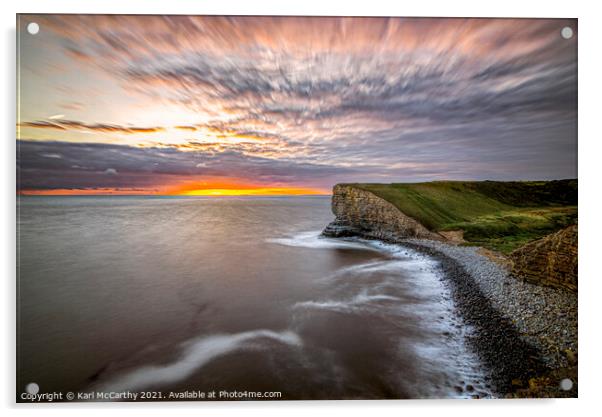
[[347, 180, 577, 253]]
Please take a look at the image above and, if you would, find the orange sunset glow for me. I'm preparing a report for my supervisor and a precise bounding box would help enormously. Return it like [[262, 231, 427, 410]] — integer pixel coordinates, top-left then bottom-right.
[[177, 187, 328, 196], [169, 181, 328, 196], [20, 181, 330, 197], [19, 184, 328, 196]]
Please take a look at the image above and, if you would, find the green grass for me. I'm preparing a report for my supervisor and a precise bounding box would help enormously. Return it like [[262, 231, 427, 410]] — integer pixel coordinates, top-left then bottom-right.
[[347, 180, 577, 254]]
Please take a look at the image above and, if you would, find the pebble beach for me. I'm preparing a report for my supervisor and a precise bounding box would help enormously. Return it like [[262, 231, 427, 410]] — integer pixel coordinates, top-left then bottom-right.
[[403, 239, 578, 397]]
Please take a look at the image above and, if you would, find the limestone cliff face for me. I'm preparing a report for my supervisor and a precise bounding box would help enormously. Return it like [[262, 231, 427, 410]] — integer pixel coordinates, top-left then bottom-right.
[[510, 225, 578, 292], [322, 184, 443, 241]]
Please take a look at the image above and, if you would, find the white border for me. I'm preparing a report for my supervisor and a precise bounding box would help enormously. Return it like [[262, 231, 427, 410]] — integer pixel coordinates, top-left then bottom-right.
[[5, 0, 584, 18], [3, 1, 601, 416]]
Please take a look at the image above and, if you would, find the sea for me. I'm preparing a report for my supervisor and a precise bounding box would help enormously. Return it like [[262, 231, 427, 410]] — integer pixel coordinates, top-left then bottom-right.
[[17, 196, 492, 400]]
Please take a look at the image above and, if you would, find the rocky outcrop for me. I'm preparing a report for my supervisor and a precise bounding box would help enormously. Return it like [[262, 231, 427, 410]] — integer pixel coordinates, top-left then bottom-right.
[[510, 225, 578, 292], [323, 183, 578, 293], [322, 184, 443, 241]]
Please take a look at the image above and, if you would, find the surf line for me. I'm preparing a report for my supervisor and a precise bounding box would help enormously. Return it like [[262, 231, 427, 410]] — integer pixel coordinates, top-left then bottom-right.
[[96, 329, 302, 393]]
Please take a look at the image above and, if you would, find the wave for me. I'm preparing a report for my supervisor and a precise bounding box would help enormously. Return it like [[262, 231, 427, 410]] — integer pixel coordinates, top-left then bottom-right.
[[267, 231, 377, 251], [294, 290, 400, 313], [265, 231, 490, 398], [325, 260, 406, 281], [97, 329, 302, 393]]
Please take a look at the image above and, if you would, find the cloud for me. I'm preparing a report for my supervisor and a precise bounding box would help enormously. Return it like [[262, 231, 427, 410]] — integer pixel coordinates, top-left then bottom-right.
[[59, 101, 85, 111], [19, 118, 285, 144], [16, 140, 360, 192], [17, 129, 576, 194], [21, 120, 165, 134], [17, 16, 578, 191], [23, 121, 67, 130], [40, 153, 62, 159]]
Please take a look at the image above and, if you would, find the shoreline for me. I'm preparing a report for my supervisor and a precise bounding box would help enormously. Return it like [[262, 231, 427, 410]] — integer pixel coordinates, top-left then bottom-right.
[[403, 239, 578, 398], [399, 240, 549, 397], [327, 232, 577, 398]]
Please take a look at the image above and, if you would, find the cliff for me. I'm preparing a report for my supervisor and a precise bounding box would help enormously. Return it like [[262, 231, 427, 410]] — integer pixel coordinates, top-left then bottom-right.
[[510, 225, 578, 291], [323, 181, 577, 253], [323, 182, 578, 291], [322, 184, 444, 241]]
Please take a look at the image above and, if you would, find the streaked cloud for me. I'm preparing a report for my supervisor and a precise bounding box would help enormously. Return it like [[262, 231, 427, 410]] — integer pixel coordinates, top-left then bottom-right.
[[21, 120, 166, 134], [17, 16, 577, 193]]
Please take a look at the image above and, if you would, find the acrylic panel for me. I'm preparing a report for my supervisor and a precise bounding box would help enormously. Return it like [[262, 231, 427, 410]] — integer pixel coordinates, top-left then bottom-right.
[[16, 15, 578, 402]]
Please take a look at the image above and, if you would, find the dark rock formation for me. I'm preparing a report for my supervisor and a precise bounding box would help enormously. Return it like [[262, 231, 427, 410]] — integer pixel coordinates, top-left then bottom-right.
[[510, 225, 578, 292], [322, 184, 443, 241]]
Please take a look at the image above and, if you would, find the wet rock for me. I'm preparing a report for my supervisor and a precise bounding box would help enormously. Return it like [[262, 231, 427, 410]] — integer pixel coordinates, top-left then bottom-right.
[[321, 220, 361, 238]]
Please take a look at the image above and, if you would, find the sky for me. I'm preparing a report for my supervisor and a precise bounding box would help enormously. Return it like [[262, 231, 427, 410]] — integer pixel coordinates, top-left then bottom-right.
[[17, 15, 577, 195]]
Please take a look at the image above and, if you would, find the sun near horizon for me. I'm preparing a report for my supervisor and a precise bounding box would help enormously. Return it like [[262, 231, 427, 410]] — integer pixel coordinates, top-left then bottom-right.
[[18, 184, 331, 197], [177, 187, 329, 197]]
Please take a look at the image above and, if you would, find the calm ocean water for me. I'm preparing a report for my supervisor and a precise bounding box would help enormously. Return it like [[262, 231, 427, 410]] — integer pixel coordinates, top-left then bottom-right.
[[17, 196, 491, 400]]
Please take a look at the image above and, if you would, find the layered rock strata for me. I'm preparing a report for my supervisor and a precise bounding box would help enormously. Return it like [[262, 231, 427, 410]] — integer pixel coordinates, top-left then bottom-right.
[[322, 184, 443, 241]]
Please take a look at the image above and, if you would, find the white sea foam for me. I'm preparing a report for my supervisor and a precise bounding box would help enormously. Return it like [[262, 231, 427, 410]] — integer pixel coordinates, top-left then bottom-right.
[[294, 289, 401, 313], [268, 230, 491, 397], [319, 261, 399, 285], [267, 231, 377, 251], [97, 329, 302, 393], [286, 232, 492, 398]]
